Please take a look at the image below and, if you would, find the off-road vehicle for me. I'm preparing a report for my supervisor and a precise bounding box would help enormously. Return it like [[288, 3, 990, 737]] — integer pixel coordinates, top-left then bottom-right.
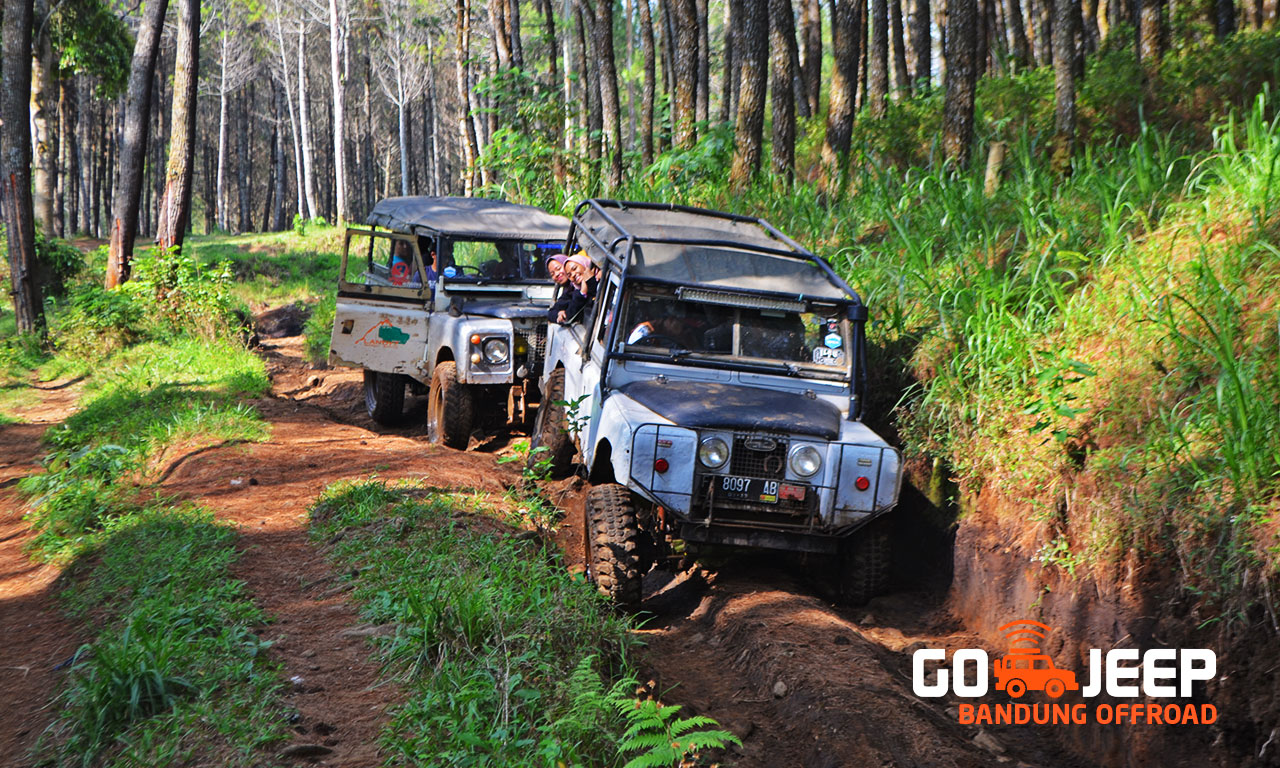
[[531, 200, 902, 606], [328, 196, 569, 446]]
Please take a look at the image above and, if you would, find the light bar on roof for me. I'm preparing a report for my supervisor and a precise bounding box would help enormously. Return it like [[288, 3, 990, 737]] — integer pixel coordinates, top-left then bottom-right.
[[676, 287, 806, 313]]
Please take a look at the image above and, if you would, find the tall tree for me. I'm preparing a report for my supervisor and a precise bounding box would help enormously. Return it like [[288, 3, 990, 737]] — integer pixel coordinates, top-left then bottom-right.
[[1052, 0, 1077, 164], [1006, 0, 1031, 69], [869, 0, 889, 114], [696, 0, 711, 125], [821, 0, 861, 189], [890, 0, 910, 94], [1033, 0, 1052, 66], [943, 0, 978, 165], [156, 0, 200, 252], [799, 0, 822, 115], [585, 0, 623, 189], [672, 0, 700, 148], [298, 26, 320, 217], [910, 0, 930, 88], [3, 0, 43, 331], [1212, 0, 1235, 37], [456, 0, 480, 193], [1138, 0, 1162, 62], [729, 0, 768, 189], [31, 0, 57, 233], [638, 0, 657, 165], [771, 0, 797, 181], [329, 0, 348, 222], [105, 0, 171, 288]]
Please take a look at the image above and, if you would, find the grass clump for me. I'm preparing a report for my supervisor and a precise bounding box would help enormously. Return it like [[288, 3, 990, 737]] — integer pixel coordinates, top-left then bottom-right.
[[39, 505, 286, 767], [188, 226, 342, 306], [309, 479, 737, 767]]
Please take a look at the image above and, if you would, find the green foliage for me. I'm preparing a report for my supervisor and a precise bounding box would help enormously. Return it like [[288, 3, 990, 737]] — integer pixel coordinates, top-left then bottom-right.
[[42, 506, 286, 766], [615, 698, 740, 768], [304, 294, 336, 364], [53, 284, 144, 359], [36, 229, 84, 298], [310, 479, 687, 767], [51, 0, 132, 96], [124, 246, 246, 342]]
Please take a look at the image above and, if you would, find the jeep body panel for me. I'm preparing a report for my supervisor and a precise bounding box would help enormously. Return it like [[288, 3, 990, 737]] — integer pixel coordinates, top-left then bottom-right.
[[330, 296, 432, 381]]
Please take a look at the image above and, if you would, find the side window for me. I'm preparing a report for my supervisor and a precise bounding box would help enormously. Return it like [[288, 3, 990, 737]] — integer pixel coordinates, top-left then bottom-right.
[[340, 230, 427, 298], [594, 277, 618, 347]]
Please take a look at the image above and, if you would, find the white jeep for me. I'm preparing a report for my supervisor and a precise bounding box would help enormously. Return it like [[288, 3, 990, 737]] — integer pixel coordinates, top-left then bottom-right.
[[328, 196, 569, 446], [531, 200, 902, 606]]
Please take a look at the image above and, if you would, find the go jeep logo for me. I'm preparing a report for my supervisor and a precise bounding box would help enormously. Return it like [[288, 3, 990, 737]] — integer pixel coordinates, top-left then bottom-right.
[[912, 620, 1219, 726]]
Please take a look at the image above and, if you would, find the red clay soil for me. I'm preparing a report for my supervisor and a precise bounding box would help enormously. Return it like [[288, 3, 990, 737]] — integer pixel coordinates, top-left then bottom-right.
[[0, 379, 86, 765], [155, 336, 521, 766]]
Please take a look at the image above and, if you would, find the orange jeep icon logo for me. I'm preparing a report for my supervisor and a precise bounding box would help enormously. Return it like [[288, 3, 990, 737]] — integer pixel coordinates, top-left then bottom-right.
[[992, 620, 1079, 699]]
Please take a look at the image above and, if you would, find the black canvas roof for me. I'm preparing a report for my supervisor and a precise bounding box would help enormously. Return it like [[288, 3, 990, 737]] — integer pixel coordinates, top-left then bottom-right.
[[575, 201, 854, 302], [367, 197, 571, 240]]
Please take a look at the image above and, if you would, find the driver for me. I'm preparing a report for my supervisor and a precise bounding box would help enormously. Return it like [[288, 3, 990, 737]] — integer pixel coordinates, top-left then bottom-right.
[[627, 304, 694, 348]]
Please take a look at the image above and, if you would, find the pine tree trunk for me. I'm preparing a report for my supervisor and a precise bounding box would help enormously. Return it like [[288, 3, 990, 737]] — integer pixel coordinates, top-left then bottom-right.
[[800, 0, 822, 116], [891, 0, 911, 94], [696, 0, 711, 126], [1212, 0, 1234, 36], [1138, 0, 1162, 62], [770, 0, 797, 182], [237, 86, 252, 233], [672, 0, 699, 149], [329, 0, 347, 222], [639, 0, 657, 165], [273, 86, 287, 230], [1052, 0, 1077, 164], [2, 0, 43, 331], [911, 0, 931, 88], [721, 0, 741, 122], [156, 0, 199, 252], [586, 0, 622, 189], [943, 0, 978, 166], [1006, 0, 1030, 68], [821, 0, 861, 188], [869, 0, 889, 114], [1034, 0, 1052, 66], [729, 0, 768, 189], [217, 38, 229, 231], [106, 0, 170, 289], [457, 0, 480, 193], [31, 0, 56, 234]]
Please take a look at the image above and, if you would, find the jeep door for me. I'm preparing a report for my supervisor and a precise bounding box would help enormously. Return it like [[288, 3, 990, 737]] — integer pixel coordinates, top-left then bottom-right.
[[329, 229, 432, 380]]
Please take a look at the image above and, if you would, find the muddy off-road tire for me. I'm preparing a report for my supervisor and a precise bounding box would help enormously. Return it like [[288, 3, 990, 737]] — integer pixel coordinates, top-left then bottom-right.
[[838, 517, 892, 605], [527, 368, 574, 478], [586, 483, 643, 610], [427, 361, 473, 449], [364, 370, 406, 426]]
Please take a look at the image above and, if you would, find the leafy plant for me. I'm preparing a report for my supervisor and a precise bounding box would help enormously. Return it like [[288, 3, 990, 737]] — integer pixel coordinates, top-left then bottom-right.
[[614, 697, 740, 768]]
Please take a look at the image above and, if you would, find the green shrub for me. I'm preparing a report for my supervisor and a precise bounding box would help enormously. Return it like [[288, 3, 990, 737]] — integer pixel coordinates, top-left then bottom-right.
[[303, 294, 335, 365]]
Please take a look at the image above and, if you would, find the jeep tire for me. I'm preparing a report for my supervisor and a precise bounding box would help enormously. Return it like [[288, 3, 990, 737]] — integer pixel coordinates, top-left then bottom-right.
[[838, 517, 892, 605], [427, 361, 473, 448], [364, 369, 406, 426], [586, 483, 643, 610], [528, 368, 574, 478]]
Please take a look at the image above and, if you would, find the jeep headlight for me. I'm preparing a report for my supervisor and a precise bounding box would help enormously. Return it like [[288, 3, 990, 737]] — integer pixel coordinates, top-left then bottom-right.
[[697, 436, 729, 469], [482, 337, 509, 364], [788, 445, 822, 477]]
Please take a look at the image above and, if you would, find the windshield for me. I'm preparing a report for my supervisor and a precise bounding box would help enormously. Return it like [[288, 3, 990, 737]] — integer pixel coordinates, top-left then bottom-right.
[[438, 239, 563, 283], [618, 284, 851, 379]]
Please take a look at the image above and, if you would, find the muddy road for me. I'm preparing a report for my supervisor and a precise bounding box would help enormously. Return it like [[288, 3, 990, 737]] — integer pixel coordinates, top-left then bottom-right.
[[0, 333, 1091, 767]]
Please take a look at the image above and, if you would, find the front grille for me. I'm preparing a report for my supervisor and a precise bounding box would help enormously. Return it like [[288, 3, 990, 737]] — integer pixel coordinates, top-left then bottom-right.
[[516, 326, 547, 372], [730, 434, 788, 479], [692, 475, 817, 529]]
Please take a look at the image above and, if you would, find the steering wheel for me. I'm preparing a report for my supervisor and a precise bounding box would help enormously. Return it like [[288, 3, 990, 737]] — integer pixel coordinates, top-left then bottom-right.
[[632, 334, 689, 351]]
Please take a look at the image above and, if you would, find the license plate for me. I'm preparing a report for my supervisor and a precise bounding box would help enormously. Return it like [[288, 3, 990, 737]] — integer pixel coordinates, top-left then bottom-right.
[[718, 476, 780, 504]]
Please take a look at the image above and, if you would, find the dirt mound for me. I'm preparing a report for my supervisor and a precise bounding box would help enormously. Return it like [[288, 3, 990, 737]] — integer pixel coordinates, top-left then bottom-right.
[[255, 303, 312, 339]]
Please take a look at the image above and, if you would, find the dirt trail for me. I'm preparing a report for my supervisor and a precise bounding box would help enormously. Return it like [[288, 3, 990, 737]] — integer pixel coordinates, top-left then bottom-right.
[[1, 335, 1090, 767], [0, 379, 86, 763]]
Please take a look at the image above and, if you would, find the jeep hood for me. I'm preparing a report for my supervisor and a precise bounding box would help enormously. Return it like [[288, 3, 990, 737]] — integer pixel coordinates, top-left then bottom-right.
[[616, 379, 842, 440], [456, 300, 548, 319]]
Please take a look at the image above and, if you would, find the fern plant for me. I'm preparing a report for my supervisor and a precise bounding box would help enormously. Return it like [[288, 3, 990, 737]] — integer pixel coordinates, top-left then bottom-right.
[[613, 696, 740, 768]]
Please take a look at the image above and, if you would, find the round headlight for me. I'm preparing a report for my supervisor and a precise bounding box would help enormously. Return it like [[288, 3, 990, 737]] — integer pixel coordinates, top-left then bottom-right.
[[698, 436, 729, 469], [789, 445, 822, 477], [482, 338, 509, 364]]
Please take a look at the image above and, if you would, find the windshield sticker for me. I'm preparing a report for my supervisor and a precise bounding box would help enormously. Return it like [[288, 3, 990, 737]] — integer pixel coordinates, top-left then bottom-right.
[[356, 319, 411, 347], [443, 266, 458, 278], [812, 347, 846, 366], [823, 332, 842, 349]]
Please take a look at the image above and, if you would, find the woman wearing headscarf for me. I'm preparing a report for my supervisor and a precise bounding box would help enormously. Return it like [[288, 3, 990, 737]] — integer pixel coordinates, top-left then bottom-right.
[[546, 254, 574, 323], [560, 252, 598, 324]]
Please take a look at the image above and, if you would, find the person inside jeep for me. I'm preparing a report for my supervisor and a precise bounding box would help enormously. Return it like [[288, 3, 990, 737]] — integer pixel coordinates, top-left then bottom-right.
[[547, 254, 574, 322], [388, 240, 422, 287]]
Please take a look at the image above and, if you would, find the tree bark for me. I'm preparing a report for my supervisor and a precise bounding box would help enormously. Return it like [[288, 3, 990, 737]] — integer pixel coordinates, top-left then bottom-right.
[[800, 0, 822, 116], [456, 0, 479, 193], [821, 0, 861, 189], [3, 0, 43, 331], [31, 0, 57, 234], [891, 0, 911, 94], [696, 0, 711, 126], [869, 0, 889, 114], [1138, 0, 1162, 62], [1052, 0, 1077, 165], [672, 0, 699, 149], [943, 0, 978, 166], [911, 0, 931, 88], [1006, 0, 1030, 68], [1033, 0, 1052, 66], [1212, 0, 1234, 36], [273, 86, 288, 230], [157, 0, 200, 252], [106, 0, 170, 289], [639, 0, 657, 165], [721, 0, 742, 122], [729, 0, 768, 189], [770, 0, 797, 182], [588, 0, 623, 189], [237, 86, 252, 233], [329, 0, 347, 223], [299, 27, 320, 218]]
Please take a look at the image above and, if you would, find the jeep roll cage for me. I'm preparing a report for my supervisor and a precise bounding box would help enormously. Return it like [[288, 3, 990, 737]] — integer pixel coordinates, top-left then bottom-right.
[[567, 199, 870, 420]]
